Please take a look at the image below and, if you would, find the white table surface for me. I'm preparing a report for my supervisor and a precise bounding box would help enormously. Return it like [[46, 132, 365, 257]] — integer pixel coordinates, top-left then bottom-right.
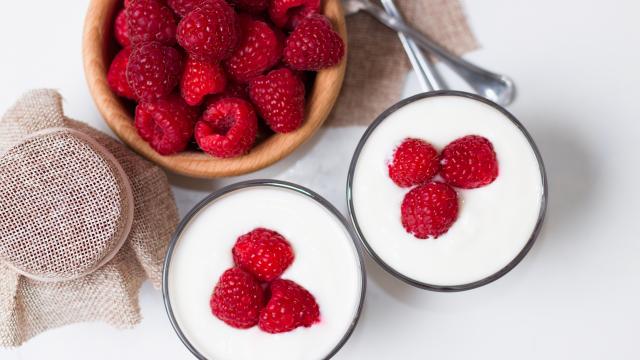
[[2, 0, 639, 359]]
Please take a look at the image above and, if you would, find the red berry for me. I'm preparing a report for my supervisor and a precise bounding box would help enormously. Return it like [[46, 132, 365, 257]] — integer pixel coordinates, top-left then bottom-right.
[[114, 9, 131, 47], [126, 0, 177, 45], [210, 267, 265, 329], [269, 0, 320, 29], [283, 14, 344, 71], [126, 42, 183, 101], [107, 47, 137, 100], [388, 138, 440, 188], [441, 135, 499, 189], [167, 0, 210, 17], [180, 57, 227, 106], [176, 0, 239, 62], [232, 228, 294, 282], [195, 97, 258, 158], [134, 95, 197, 155], [224, 16, 283, 83], [401, 182, 459, 239], [259, 279, 320, 334], [231, 0, 268, 13], [248, 68, 305, 133]]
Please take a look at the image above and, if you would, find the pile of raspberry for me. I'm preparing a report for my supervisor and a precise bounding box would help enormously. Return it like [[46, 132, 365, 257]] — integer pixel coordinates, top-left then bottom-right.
[[107, 0, 345, 157], [387, 135, 499, 239], [210, 228, 320, 333]]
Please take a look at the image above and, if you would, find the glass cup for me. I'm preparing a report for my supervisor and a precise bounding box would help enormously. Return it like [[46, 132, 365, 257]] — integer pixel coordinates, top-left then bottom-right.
[[163, 180, 367, 359], [347, 91, 547, 291]]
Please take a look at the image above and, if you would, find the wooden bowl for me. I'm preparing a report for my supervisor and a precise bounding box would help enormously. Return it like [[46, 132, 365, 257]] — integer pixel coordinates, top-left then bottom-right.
[[83, 0, 347, 178]]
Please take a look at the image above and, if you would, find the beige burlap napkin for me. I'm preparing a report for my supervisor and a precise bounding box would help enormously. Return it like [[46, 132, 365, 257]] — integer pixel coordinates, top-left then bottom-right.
[[0, 90, 178, 347], [327, 0, 478, 126]]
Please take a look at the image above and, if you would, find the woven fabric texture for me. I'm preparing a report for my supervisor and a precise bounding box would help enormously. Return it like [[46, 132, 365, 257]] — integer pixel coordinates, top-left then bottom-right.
[[0, 90, 179, 347], [0, 129, 134, 281]]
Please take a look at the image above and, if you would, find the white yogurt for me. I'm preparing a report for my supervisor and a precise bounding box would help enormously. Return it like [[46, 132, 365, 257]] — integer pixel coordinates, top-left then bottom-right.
[[167, 184, 363, 360], [351, 94, 544, 288]]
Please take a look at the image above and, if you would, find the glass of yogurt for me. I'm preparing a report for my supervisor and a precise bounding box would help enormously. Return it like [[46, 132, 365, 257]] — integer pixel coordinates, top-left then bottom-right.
[[163, 180, 366, 359], [347, 91, 547, 291]]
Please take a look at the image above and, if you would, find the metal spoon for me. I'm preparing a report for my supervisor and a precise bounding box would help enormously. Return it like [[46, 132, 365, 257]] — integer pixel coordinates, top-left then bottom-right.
[[343, 0, 516, 106], [379, 0, 445, 91]]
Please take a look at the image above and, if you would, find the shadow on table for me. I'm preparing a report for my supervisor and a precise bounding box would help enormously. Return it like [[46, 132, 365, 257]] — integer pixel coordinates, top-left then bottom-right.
[[363, 255, 430, 306], [523, 116, 600, 249]]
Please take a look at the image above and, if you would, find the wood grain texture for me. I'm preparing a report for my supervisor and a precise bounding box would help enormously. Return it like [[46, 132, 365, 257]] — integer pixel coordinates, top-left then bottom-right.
[[83, 0, 347, 179]]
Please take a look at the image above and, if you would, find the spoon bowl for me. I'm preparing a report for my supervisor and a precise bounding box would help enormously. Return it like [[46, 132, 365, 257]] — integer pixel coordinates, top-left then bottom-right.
[[343, 0, 516, 106]]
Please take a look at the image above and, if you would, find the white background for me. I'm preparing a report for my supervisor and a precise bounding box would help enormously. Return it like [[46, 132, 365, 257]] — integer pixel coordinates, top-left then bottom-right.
[[1, 0, 639, 359]]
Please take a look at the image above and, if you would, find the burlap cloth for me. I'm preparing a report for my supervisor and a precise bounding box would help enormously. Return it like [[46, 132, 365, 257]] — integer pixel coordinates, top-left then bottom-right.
[[0, 89, 179, 347], [327, 0, 478, 126]]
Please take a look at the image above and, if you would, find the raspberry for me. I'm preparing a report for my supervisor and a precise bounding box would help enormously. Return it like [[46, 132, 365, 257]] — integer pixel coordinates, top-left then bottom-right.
[[176, 0, 239, 62], [224, 16, 283, 83], [388, 138, 440, 188], [180, 57, 227, 106], [283, 14, 344, 71], [231, 0, 269, 13], [233, 228, 294, 282], [210, 267, 265, 329], [441, 135, 499, 189], [134, 95, 197, 155], [269, 0, 320, 29], [126, 0, 177, 45], [195, 97, 258, 157], [259, 279, 320, 334], [114, 9, 130, 47], [401, 182, 459, 239], [248, 68, 305, 133], [126, 42, 183, 101], [107, 47, 137, 100], [167, 0, 210, 17]]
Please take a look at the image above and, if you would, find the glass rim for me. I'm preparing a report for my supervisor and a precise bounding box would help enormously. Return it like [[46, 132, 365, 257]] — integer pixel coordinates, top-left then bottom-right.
[[346, 90, 548, 292], [162, 179, 368, 359]]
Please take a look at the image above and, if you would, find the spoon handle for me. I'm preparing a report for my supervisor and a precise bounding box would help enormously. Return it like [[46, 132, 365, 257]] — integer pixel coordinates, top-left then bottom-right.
[[380, 0, 445, 91], [353, 0, 516, 105]]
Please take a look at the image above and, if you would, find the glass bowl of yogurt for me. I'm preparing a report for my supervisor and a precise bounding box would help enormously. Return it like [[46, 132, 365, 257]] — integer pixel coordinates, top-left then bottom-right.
[[163, 180, 366, 359], [347, 91, 547, 291]]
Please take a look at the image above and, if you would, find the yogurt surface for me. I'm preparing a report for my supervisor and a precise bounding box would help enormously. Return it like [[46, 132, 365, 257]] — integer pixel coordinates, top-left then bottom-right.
[[351, 94, 544, 287], [167, 185, 363, 360]]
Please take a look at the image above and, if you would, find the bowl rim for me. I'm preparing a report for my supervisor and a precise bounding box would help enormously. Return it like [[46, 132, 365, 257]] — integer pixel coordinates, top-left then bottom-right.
[[346, 90, 548, 292], [82, 0, 347, 179], [162, 179, 367, 359]]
